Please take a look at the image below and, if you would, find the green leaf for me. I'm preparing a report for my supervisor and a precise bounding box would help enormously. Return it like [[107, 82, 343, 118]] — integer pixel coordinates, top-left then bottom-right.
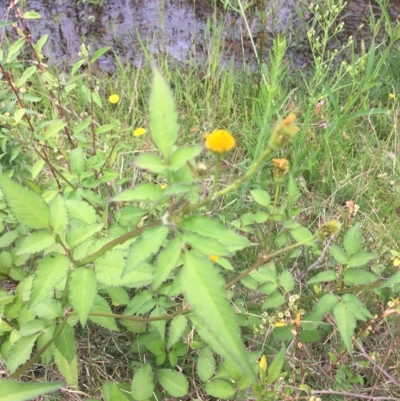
[[197, 346, 216, 382], [329, 245, 348, 264], [19, 319, 47, 336], [343, 268, 377, 286], [267, 347, 285, 384], [347, 252, 375, 267], [29, 253, 69, 307], [181, 251, 256, 380], [8, 38, 25, 59], [333, 301, 356, 354], [37, 324, 55, 364], [0, 379, 62, 401], [153, 237, 182, 289], [124, 290, 155, 315], [123, 226, 169, 276], [69, 268, 97, 327], [262, 291, 285, 309], [69, 147, 86, 176], [303, 293, 339, 330], [134, 153, 167, 174], [149, 65, 179, 162], [250, 189, 271, 207], [157, 369, 188, 397], [32, 298, 62, 319], [278, 270, 294, 292], [54, 348, 78, 386], [343, 223, 362, 257], [379, 271, 400, 288], [287, 175, 301, 206], [205, 380, 235, 399], [65, 199, 97, 224], [131, 363, 154, 401], [66, 223, 104, 248], [88, 296, 119, 331], [54, 323, 76, 364], [167, 315, 188, 350], [307, 270, 337, 284], [90, 46, 110, 63], [109, 383, 130, 401], [290, 226, 316, 247], [249, 263, 277, 284], [49, 195, 68, 234], [31, 159, 45, 180], [169, 145, 203, 171], [6, 334, 40, 373], [181, 215, 250, 252], [95, 124, 115, 135], [105, 287, 130, 305], [22, 11, 41, 19], [0, 175, 50, 229], [183, 231, 231, 258], [0, 230, 18, 247], [16, 66, 37, 88], [342, 293, 372, 320], [16, 230, 55, 255], [112, 183, 163, 202], [43, 120, 67, 140], [149, 306, 166, 341]]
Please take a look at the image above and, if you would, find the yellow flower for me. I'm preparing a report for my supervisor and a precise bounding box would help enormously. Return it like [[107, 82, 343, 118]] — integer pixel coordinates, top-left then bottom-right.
[[204, 129, 236, 154], [209, 255, 219, 262], [271, 158, 290, 182], [269, 113, 299, 150], [317, 220, 342, 239], [389, 93, 395, 99], [160, 183, 167, 190], [109, 94, 120, 104], [133, 127, 146, 137], [258, 354, 267, 372]]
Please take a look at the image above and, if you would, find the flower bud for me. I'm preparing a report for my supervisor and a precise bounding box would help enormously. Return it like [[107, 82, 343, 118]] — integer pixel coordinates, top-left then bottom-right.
[[317, 220, 342, 239], [269, 114, 299, 150]]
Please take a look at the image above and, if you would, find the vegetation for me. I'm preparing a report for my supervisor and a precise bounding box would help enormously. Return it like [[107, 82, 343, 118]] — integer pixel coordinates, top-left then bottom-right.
[[0, 0, 399, 400]]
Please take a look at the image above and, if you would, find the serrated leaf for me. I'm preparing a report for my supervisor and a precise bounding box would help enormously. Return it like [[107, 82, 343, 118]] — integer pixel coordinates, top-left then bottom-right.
[[49, 195, 68, 234], [181, 251, 256, 380], [149, 306, 166, 341], [88, 296, 119, 331], [379, 271, 400, 288], [105, 287, 130, 305], [123, 226, 168, 276], [16, 230, 55, 255], [157, 369, 188, 397], [333, 301, 356, 354], [66, 223, 104, 248], [167, 315, 188, 350], [134, 153, 167, 174], [197, 346, 215, 382], [0, 379, 62, 401], [0, 230, 18, 247], [153, 237, 182, 289], [6, 334, 40, 373], [69, 268, 97, 327], [307, 270, 337, 284], [183, 231, 231, 258], [69, 147, 86, 176], [131, 363, 154, 401], [19, 319, 47, 336], [181, 215, 250, 252], [149, 65, 179, 162], [65, 199, 96, 224], [342, 293, 372, 320], [267, 347, 285, 384], [0, 175, 50, 229], [278, 270, 294, 292], [37, 324, 55, 364], [343, 268, 377, 286], [290, 226, 316, 247], [124, 290, 156, 315], [343, 223, 362, 257], [31, 159, 46, 180], [32, 298, 62, 319], [347, 252, 375, 267], [303, 293, 339, 330], [329, 245, 348, 264], [250, 189, 271, 207], [262, 291, 285, 309], [169, 145, 203, 171], [54, 348, 78, 386], [54, 323, 76, 364], [29, 253, 69, 307], [249, 263, 277, 284], [205, 380, 235, 399], [111, 183, 164, 203], [109, 383, 130, 401]]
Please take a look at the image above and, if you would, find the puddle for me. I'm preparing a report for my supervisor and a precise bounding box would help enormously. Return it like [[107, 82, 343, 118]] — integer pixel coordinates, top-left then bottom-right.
[[0, 0, 399, 70]]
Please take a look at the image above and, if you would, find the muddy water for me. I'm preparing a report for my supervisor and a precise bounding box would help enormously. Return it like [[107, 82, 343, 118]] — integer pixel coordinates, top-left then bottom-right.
[[0, 0, 399, 70]]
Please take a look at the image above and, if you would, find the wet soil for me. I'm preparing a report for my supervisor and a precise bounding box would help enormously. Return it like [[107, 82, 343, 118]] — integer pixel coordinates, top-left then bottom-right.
[[0, 0, 399, 70]]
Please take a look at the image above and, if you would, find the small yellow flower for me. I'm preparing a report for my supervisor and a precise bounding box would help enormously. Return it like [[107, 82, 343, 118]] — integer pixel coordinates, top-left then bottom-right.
[[109, 94, 120, 104], [258, 354, 267, 372], [133, 127, 146, 137], [160, 183, 167, 190], [271, 158, 290, 183], [209, 255, 219, 262], [274, 322, 287, 327], [269, 113, 299, 150], [204, 129, 236, 154], [389, 93, 395, 99]]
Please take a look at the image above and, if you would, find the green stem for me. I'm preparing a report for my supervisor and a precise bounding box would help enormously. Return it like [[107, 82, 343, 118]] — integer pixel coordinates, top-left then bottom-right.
[[10, 315, 69, 379], [211, 155, 221, 196], [264, 183, 280, 251], [225, 236, 315, 289]]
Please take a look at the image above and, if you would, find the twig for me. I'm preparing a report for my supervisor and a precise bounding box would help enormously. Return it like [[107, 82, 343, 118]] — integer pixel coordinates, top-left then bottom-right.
[[296, 238, 332, 279], [311, 389, 399, 400]]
